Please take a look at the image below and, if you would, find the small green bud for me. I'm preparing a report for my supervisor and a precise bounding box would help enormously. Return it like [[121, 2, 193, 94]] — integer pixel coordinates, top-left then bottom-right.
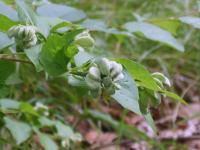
[[90, 88, 102, 98], [106, 84, 115, 95], [102, 76, 113, 87], [75, 31, 94, 48]]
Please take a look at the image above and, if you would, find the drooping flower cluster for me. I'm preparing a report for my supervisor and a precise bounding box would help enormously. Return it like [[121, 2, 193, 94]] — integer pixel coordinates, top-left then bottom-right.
[[85, 58, 124, 97], [34, 102, 49, 116], [151, 72, 171, 89], [151, 72, 171, 104], [7, 25, 38, 49], [61, 133, 82, 148]]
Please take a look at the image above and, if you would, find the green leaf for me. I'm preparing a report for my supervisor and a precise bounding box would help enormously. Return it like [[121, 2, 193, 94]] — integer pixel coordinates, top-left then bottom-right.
[[161, 90, 187, 104], [116, 58, 186, 104], [50, 21, 76, 33], [144, 113, 156, 132], [5, 72, 22, 85], [39, 117, 55, 127], [4, 117, 32, 145], [63, 29, 84, 45], [149, 19, 180, 35], [35, 16, 64, 37], [74, 51, 94, 67], [67, 75, 87, 87], [0, 138, 5, 150], [16, 1, 64, 37], [0, 32, 14, 50], [0, 98, 20, 109], [0, 1, 18, 21], [0, 60, 15, 84], [65, 44, 78, 58], [142, 89, 161, 108], [55, 121, 74, 138], [115, 58, 159, 91], [0, 86, 9, 98], [38, 133, 58, 150], [124, 22, 184, 51], [39, 34, 68, 76], [111, 72, 141, 115], [37, 4, 86, 22], [179, 16, 200, 29], [20, 102, 39, 116], [25, 44, 43, 72], [40, 30, 83, 76], [15, 0, 37, 25], [81, 19, 108, 32], [138, 89, 149, 114], [132, 87, 157, 131], [0, 14, 17, 32], [81, 19, 131, 36]]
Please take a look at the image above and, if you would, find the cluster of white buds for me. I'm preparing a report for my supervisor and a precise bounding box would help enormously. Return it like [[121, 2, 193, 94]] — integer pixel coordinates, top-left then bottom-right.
[[61, 133, 82, 148], [85, 58, 124, 97], [7, 25, 38, 49], [75, 30, 94, 48], [151, 72, 171, 103], [34, 102, 49, 116], [151, 72, 171, 89]]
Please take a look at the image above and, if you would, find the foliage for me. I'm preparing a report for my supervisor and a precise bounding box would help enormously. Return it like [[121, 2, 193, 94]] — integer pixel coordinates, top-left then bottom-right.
[[0, 0, 199, 149]]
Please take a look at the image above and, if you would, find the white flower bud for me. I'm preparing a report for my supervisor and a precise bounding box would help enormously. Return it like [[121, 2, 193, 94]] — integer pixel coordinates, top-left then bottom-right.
[[113, 73, 124, 82], [85, 58, 124, 97], [71, 133, 82, 142], [110, 61, 123, 78], [25, 35, 37, 48], [7, 26, 18, 37], [25, 28, 35, 40], [87, 67, 101, 81], [17, 26, 26, 39], [7, 25, 38, 49], [97, 58, 111, 76], [34, 102, 48, 110], [85, 75, 101, 90], [152, 72, 171, 87], [75, 31, 94, 48], [61, 139, 69, 148]]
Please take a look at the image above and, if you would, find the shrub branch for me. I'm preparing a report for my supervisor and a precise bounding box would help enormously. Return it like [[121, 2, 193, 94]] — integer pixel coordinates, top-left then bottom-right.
[[0, 54, 32, 64]]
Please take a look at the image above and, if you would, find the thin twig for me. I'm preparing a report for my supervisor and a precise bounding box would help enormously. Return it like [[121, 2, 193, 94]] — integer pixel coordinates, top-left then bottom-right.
[[158, 135, 200, 142], [88, 139, 133, 150], [0, 54, 32, 64], [138, 44, 162, 62], [172, 77, 200, 124]]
